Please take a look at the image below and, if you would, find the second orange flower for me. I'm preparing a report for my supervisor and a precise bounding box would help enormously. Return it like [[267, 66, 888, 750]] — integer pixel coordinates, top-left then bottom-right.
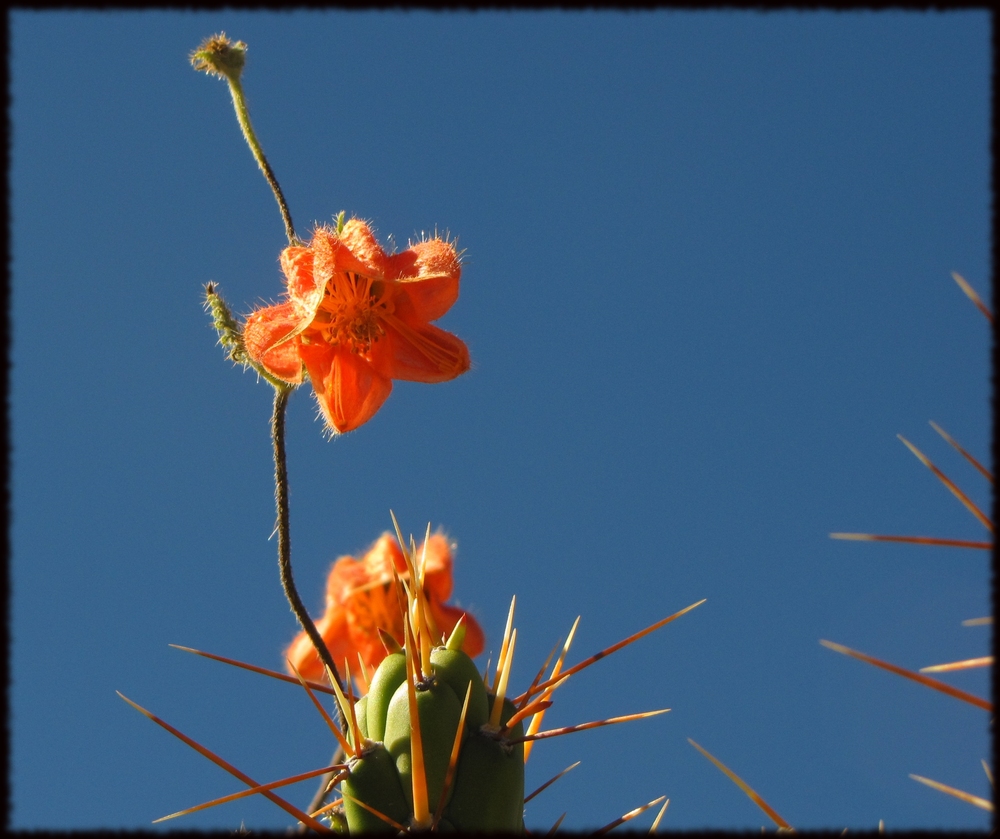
[[285, 532, 485, 692], [244, 218, 470, 433]]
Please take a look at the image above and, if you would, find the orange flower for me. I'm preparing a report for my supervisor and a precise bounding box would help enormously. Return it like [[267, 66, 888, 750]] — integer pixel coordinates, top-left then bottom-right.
[[285, 532, 485, 692], [243, 219, 470, 433]]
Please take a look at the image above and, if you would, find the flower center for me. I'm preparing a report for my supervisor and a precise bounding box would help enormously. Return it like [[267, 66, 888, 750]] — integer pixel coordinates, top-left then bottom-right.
[[312, 271, 392, 354]]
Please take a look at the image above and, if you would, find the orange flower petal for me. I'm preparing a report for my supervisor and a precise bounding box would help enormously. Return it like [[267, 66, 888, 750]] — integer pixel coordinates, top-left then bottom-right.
[[278, 246, 327, 327], [373, 317, 470, 384], [257, 220, 469, 433], [284, 531, 484, 691], [419, 534, 455, 603], [394, 274, 461, 325], [243, 302, 306, 383], [311, 225, 384, 285], [280, 245, 316, 297], [337, 219, 390, 276], [387, 239, 462, 322], [299, 343, 393, 433], [285, 608, 350, 684], [359, 533, 409, 578], [345, 581, 406, 668]]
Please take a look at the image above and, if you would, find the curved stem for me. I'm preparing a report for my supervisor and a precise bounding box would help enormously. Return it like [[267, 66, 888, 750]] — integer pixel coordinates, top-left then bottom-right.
[[227, 76, 299, 246], [271, 385, 347, 732]]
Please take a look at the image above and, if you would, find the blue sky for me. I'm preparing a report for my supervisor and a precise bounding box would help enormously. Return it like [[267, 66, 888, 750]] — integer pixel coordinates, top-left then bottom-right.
[[11, 10, 992, 832]]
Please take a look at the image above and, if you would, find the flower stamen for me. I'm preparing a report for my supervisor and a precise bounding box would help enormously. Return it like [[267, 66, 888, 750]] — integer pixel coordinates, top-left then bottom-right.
[[315, 272, 392, 353]]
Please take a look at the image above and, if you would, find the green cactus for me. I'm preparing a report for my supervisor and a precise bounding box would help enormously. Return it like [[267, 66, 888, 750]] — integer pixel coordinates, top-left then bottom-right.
[[365, 651, 406, 743], [384, 667, 463, 814], [343, 641, 525, 833], [316, 571, 700, 835], [124, 582, 695, 832], [446, 695, 525, 833], [340, 741, 409, 833]]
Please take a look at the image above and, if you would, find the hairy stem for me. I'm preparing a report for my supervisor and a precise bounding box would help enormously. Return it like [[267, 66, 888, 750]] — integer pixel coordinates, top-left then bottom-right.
[[226, 76, 299, 246], [271, 385, 347, 731]]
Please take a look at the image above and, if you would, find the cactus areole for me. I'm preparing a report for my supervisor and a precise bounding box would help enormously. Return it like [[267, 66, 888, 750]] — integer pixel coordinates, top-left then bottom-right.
[[345, 642, 525, 833]]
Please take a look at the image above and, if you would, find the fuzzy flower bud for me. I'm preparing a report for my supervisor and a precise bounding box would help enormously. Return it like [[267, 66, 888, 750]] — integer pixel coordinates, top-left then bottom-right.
[[203, 283, 247, 366], [190, 33, 246, 84]]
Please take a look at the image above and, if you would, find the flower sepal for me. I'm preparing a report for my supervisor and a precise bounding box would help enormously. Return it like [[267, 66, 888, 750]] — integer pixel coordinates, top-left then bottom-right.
[[205, 283, 302, 390]]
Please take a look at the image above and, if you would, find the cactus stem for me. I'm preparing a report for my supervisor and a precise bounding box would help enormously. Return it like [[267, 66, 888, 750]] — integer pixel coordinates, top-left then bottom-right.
[[288, 659, 355, 757], [896, 434, 993, 531], [340, 790, 408, 832], [524, 761, 581, 804], [325, 664, 361, 758], [169, 644, 336, 695], [594, 794, 667, 835], [688, 738, 791, 829], [649, 797, 671, 832], [116, 692, 332, 832], [404, 619, 432, 828], [517, 599, 706, 705], [432, 681, 473, 830], [511, 708, 670, 745], [153, 763, 347, 823], [493, 596, 517, 694], [819, 639, 993, 711], [489, 627, 517, 729]]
